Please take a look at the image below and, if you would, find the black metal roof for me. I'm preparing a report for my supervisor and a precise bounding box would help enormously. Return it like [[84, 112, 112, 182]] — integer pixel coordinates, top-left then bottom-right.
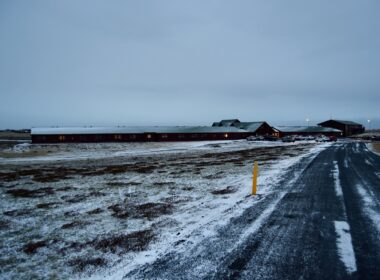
[[235, 122, 266, 132], [31, 126, 247, 135], [275, 126, 342, 133], [318, 119, 362, 126]]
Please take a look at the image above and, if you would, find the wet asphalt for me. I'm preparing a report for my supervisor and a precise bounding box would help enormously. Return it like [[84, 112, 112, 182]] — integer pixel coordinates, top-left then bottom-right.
[[125, 142, 380, 280]]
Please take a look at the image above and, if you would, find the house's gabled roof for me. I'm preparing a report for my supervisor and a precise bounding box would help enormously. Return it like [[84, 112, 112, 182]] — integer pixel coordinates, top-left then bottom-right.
[[213, 120, 270, 132], [218, 119, 241, 127], [275, 126, 342, 133], [31, 126, 247, 135], [318, 119, 362, 126], [236, 122, 266, 132]]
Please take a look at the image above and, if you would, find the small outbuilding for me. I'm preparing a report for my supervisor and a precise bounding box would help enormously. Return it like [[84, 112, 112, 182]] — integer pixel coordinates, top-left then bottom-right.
[[318, 120, 364, 137]]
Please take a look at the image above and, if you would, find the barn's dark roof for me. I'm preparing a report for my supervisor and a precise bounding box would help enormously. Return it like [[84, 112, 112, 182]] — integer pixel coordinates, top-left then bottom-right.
[[236, 122, 266, 132], [318, 119, 362, 126], [218, 119, 241, 126], [31, 126, 247, 135], [212, 119, 270, 132], [275, 126, 342, 133]]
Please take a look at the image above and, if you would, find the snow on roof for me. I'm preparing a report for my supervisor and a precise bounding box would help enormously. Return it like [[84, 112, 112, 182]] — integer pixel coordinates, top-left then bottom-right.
[[274, 126, 342, 133], [31, 126, 247, 135]]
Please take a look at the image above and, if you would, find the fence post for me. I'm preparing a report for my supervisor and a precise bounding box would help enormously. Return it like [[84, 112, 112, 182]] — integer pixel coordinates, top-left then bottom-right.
[[252, 161, 258, 195]]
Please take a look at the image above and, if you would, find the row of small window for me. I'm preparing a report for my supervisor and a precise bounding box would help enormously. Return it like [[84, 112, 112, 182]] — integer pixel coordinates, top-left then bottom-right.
[[149, 134, 229, 139], [53, 133, 231, 141], [55, 135, 139, 141], [113, 135, 137, 140]]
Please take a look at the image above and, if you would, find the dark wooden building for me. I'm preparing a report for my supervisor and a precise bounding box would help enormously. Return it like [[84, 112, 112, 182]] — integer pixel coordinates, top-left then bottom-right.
[[274, 126, 343, 138], [31, 126, 249, 144], [31, 119, 278, 144], [318, 120, 364, 137], [212, 119, 277, 137]]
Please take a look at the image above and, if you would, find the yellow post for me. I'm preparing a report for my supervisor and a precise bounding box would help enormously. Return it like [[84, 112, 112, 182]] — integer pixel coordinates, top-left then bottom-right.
[[252, 161, 258, 195]]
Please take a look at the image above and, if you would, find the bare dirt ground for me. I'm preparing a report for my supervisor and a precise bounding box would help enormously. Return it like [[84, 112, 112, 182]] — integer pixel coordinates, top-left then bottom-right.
[[0, 141, 319, 279]]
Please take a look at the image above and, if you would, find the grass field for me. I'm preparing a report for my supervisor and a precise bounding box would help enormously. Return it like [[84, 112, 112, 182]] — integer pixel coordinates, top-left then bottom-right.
[[371, 142, 380, 153], [0, 131, 31, 140], [0, 140, 323, 279]]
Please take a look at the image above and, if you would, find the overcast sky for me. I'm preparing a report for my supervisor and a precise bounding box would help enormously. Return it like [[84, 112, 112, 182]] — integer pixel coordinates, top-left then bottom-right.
[[0, 0, 379, 129]]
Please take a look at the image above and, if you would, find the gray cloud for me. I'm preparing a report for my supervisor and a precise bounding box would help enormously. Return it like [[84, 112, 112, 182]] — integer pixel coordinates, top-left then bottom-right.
[[0, 0, 379, 129]]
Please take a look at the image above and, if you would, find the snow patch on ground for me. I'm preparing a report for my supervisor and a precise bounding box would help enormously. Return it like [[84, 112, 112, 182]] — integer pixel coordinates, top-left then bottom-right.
[[332, 160, 357, 274], [0, 140, 295, 163], [356, 184, 380, 234], [354, 143, 360, 153], [12, 143, 31, 153], [334, 221, 357, 274], [332, 161, 343, 198]]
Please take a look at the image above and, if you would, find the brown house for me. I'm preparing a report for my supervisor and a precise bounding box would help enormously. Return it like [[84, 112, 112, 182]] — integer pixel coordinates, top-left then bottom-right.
[[318, 120, 364, 137]]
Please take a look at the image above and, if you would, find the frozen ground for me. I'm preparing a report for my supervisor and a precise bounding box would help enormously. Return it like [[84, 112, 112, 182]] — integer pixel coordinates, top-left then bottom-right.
[[367, 142, 380, 156], [0, 140, 326, 279], [1, 140, 293, 162]]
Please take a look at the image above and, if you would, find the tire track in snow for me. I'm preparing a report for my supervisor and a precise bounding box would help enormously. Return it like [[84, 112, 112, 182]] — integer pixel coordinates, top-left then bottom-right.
[[332, 160, 357, 274]]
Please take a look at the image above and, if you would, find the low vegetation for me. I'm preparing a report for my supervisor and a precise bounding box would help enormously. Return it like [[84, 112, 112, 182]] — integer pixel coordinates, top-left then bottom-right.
[[371, 142, 380, 153], [0, 141, 318, 279]]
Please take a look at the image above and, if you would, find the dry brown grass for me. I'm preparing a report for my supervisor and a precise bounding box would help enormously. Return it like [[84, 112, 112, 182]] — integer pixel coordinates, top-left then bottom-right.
[[108, 202, 173, 219], [0, 131, 30, 140], [371, 143, 380, 153], [0, 162, 157, 183], [6, 187, 55, 198], [68, 257, 107, 272], [211, 186, 236, 195], [61, 220, 90, 229], [23, 240, 48, 254], [0, 150, 49, 158], [82, 229, 155, 254]]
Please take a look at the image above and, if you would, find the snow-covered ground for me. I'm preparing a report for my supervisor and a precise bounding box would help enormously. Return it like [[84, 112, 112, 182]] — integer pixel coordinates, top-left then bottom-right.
[[367, 142, 380, 156], [1, 140, 309, 163], [0, 140, 329, 279]]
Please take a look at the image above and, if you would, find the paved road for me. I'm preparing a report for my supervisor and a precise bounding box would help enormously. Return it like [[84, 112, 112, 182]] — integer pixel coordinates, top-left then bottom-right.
[[125, 142, 380, 279]]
